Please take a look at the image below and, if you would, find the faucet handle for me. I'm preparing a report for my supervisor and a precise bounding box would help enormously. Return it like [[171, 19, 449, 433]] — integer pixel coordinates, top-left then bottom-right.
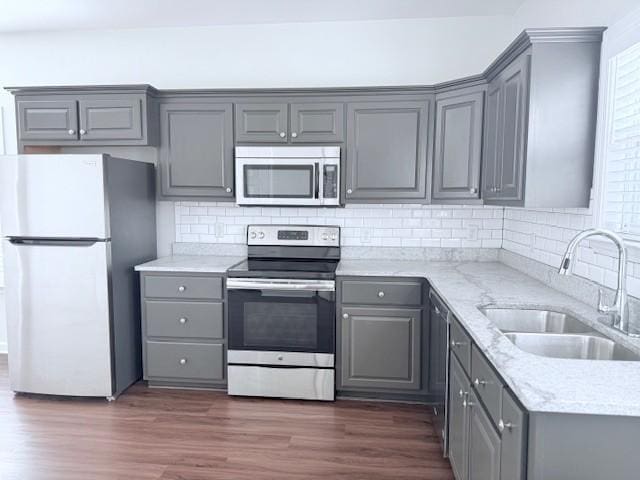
[[598, 288, 612, 313]]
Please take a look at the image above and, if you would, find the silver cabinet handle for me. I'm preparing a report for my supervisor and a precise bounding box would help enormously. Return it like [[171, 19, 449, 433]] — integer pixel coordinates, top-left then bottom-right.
[[279, 132, 286, 138], [225, 187, 232, 193], [343, 313, 349, 319], [434, 306, 441, 315], [179, 358, 187, 365], [79, 129, 86, 135], [179, 317, 187, 324], [474, 378, 487, 387], [277, 354, 284, 361], [458, 389, 465, 398], [463, 397, 475, 408], [346, 188, 353, 194], [469, 187, 477, 194], [291, 132, 298, 138], [68, 129, 75, 135], [498, 419, 515, 433], [178, 285, 186, 292], [377, 291, 385, 298], [451, 340, 465, 348]]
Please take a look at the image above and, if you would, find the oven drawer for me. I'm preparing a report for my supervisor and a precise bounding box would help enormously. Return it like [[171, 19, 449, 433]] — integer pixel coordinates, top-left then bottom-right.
[[145, 341, 225, 381], [228, 365, 334, 401], [341, 279, 423, 306], [143, 275, 222, 300], [145, 300, 224, 339]]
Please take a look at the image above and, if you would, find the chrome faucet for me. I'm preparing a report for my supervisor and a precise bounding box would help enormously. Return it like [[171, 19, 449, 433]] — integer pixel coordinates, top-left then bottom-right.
[[558, 228, 637, 337]]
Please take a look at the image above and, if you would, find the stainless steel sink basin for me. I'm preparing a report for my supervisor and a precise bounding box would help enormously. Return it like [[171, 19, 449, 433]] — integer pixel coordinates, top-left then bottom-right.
[[479, 307, 596, 334], [503, 332, 640, 361]]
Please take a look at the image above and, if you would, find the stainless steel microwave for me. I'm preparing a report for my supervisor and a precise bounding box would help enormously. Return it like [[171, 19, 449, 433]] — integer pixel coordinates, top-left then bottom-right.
[[235, 146, 341, 206]]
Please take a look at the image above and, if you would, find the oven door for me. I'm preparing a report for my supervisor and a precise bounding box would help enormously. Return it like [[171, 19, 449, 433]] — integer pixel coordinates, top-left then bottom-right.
[[227, 278, 335, 355], [235, 158, 320, 206]]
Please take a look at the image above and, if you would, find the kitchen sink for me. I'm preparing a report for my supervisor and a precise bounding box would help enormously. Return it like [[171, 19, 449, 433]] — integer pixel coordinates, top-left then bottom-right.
[[503, 332, 640, 361], [479, 306, 640, 361], [478, 307, 596, 334]]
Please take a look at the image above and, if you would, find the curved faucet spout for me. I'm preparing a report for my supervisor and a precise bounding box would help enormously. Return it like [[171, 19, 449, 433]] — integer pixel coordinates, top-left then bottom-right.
[[558, 228, 635, 336]]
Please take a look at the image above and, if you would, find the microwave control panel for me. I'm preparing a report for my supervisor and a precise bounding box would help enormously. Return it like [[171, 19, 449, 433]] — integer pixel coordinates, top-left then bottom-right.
[[323, 165, 338, 199]]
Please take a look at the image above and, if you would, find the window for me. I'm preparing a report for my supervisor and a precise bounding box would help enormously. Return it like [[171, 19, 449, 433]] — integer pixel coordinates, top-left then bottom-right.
[[601, 42, 640, 238]]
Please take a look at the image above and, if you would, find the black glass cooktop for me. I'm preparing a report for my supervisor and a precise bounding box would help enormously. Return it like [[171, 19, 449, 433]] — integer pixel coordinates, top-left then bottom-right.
[[227, 258, 338, 280]]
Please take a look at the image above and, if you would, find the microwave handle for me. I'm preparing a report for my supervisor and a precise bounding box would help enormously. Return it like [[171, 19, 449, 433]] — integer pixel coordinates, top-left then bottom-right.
[[314, 162, 320, 199]]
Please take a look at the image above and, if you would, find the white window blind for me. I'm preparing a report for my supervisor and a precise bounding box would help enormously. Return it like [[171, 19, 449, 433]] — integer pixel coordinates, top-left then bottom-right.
[[603, 41, 640, 239]]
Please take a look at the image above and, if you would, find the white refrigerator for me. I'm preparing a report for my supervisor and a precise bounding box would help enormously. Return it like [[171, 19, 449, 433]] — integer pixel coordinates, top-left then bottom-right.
[[0, 154, 156, 399]]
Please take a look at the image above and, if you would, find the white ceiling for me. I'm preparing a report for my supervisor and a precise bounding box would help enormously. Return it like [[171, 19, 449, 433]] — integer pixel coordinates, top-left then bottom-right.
[[0, 0, 527, 33]]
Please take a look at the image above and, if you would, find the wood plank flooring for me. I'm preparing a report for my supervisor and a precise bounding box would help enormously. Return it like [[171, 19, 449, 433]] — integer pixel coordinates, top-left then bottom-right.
[[0, 355, 453, 479]]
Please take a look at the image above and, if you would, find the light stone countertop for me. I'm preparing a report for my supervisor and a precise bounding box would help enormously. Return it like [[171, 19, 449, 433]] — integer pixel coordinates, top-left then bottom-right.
[[134, 255, 244, 273], [338, 259, 640, 417]]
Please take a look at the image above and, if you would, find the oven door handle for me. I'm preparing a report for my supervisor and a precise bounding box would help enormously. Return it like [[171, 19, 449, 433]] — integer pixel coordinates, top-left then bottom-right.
[[227, 278, 335, 292]]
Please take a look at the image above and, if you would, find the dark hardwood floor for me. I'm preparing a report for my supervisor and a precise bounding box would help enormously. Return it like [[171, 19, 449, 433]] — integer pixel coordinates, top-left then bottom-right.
[[0, 355, 453, 479]]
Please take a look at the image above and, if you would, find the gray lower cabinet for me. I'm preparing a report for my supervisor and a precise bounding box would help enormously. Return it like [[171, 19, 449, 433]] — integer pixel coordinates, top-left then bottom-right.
[[16, 99, 79, 141], [448, 318, 528, 480], [159, 103, 234, 199], [448, 354, 470, 480], [140, 272, 227, 388], [13, 87, 159, 146], [468, 389, 501, 480], [340, 306, 422, 391], [345, 100, 429, 202], [432, 89, 484, 202]]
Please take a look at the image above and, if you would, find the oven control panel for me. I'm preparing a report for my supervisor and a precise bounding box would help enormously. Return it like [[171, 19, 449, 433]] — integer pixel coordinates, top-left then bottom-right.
[[247, 225, 340, 247]]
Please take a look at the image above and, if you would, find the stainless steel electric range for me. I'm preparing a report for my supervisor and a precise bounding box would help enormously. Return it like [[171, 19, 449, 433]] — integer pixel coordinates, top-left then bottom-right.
[[226, 224, 340, 401]]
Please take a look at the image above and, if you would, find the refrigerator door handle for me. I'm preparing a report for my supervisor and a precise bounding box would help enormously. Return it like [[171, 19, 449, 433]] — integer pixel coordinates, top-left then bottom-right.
[[8, 238, 104, 247]]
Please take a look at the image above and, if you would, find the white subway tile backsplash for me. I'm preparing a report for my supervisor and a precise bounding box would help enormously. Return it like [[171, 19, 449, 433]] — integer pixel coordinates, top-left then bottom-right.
[[175, 202, 504, 250]]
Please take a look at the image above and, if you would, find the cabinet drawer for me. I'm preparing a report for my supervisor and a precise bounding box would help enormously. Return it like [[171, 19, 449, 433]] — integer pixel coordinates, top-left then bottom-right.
[[450, 318, 472, 376], [471, 344, 504, 427], [145, 300, 223, 339], [143, 275, 222, 300], [341, 279, 423, 306], [146, 341, 225, 381]]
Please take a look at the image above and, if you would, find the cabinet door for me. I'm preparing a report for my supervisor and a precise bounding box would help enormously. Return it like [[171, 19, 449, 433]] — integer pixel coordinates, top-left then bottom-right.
[[78, 97, 143, 141], [497, 55, 530, 202], [448, 355, 470, 480], [468, 390, 501, 480], [290, 103, 344, 143], [340, 306, 422, 391], [159, 103, 234, 198], [500, 389, 527, 480], [482, 79, 502, 201], [16, 99, 78, 141], [345, 101, 429, 202], [428, 303, 447, 394], [432, 91, 484, 201], [235, 103, 288, 143]]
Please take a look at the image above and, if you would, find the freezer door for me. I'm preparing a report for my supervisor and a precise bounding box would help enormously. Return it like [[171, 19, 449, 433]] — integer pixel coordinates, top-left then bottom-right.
[[3, 239, 113, 397], [0, 154, 109, 239]]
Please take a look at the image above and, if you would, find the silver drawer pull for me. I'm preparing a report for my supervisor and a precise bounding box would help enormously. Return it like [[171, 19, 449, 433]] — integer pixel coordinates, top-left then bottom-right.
[[451, 340, 465, 348], [474, 378, 487, 387], [277, 354, 284, 361], [342, 313, 349, 319], [434, 306, 441, 315], [458, 389, 466, 398], [463, 397, 475, 408], [178, 317, 187, 324], [179, 358, 187, 365], [178, 285, 186, 292], [498, 419, 515, 432], [377, 291, 385, 298]]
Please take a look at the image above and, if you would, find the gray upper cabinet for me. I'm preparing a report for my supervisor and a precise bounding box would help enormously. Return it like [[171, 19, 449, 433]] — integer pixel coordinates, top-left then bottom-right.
[[290, 102, 344, 143], [482, 28, 603, 207], [340, 306, 422, 391], [345, 101, 429, 202], [432, 90, 484, 203], [16, 99, 79, 141], [159, 103, 234, 199], [12, 86, 159, 147], [235, 103, 288, 143], [236, 102, 344, 144], [78, 96, 144, 141]]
